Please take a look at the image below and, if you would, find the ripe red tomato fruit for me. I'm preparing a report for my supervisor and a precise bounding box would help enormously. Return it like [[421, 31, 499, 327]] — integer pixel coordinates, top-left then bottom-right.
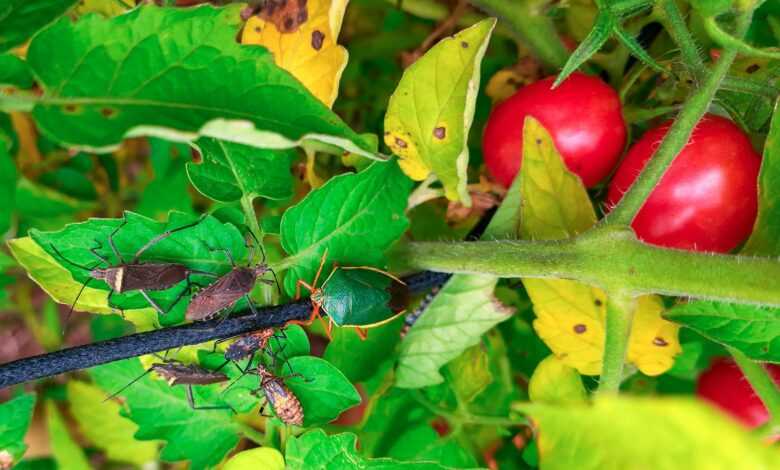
[[482, 72, 626, 188], [606, 114, 761, 253], [696, 357, 780, 427]]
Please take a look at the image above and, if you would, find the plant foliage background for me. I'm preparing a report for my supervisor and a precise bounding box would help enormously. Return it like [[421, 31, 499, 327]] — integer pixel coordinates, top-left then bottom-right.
[[0, 0, 778, 469]]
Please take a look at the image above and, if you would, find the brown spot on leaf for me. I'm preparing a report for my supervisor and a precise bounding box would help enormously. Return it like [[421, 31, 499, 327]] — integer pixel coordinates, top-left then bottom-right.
[[461, 41, 469, 48], [573, 324, 587, 334], [746, 64, 760, 74], [394, 137, 408, 148], [433, 127, 446, 139], [652, 337, 668, 347], [594, 299, 603, 307], [63, 104, 80, 114], [311, 30, 324, 50], [100, 107, 117, 118], [259, 0, 308, 33], [535, 138, 542, 144]]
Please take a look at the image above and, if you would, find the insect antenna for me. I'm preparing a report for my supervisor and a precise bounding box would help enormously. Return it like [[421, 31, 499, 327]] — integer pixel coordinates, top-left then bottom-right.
[[103, 367, 155, 402], [61, 277, 94, 336], [49, 244, 100, 272]]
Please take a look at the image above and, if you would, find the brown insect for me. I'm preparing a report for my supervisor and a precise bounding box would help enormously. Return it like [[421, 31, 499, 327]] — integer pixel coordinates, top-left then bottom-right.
[[51, 216, 209, 323], [106, 360, 233, 412], [253, 364, 304, 426], [185, 238, 279, 322]]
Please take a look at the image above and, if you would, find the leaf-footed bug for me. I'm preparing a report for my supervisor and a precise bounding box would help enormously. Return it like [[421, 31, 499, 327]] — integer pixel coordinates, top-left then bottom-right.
[[185, 233, 280, 322], [105, 357, 234, 413], [50, 215, 212, 327]]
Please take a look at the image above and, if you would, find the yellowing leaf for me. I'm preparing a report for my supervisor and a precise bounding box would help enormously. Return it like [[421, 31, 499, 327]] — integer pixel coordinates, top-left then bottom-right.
[[384, 19, 496, 203], [223, 447, 285, 470], [520, 118, 680, 376], [484, 68, 523, 104], [241, 0, 349, 108]]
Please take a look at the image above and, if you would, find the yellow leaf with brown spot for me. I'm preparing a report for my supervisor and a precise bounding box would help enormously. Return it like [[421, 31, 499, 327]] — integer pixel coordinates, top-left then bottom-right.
[[384, 19, 496, 204], [520, 118, 680, 376], [241, 0, 349, 108]]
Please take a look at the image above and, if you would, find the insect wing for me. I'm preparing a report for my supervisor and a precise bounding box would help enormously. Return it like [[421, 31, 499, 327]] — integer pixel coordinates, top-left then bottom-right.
[[263, 379, 303, 426], [120, 263, 189, 292], [321, 269, 395, 327], [186, 269, 254, 320]]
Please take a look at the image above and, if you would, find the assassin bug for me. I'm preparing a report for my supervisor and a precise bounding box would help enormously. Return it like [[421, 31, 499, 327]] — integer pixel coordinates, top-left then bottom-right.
[[291, 250, 405, 339], [106, 359, 234, 412], [252, 364, 304, 426], [213, 327, 289, 375], [50, 215, 209, 322], [185, 234, 280, 322]]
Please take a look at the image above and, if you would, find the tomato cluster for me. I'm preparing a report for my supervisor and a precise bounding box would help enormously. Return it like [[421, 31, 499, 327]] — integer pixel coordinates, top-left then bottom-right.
[[483, 73, 762, 253]]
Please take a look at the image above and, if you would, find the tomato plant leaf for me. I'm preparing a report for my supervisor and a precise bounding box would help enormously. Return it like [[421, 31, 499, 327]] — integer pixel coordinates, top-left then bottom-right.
[[241, 0, 349, 108], [528, 355, 587, 404], [0, 54, 32, 88], [286, 356, 361, 426], [520, 117, 680, 376], [280, 161, 411, 296], [0, 393, 35, 465], [91, 358, 240, 470], [67, 381, 158, 466], [388, 425, 478, 468], [188, 138, 294, 203], [395, 274, 514, 388], [517, 397, 780, 469], [29, 211, 247, 319], [46, 401, 91, 470], [743, 98, 780, 256], [384, 19, 496, 203], [223, 447, 285, 470], [445, 345, 492, 404], [664, 301, 780, 363], [0, 0, 77, 52], [555, 11, 612, 87], [285, 429, 464, 469], [22, 5, 375, 158], [324, 316, 403, 383]]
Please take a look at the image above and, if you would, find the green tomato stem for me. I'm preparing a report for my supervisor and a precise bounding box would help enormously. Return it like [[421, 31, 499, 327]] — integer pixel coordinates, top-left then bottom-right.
[[606, 10, 753, 226], [240, 194, 265, 250], [468, 0, 569, 68], [597, 292, 636, 394], [728, 348, 780, 434], [398, 226, 780, 307], [658, 0, 707, 81]]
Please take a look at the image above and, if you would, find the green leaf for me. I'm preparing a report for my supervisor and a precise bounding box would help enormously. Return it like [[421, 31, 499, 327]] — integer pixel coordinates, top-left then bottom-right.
[[15, 177, 97, 231], [280, 161, 411, 296], [395, 274, 514, 388], [0, 53, 33, 88], [445, 345, 492, 404], [384, 19, 496, 203], [388, 425, 478, 468], [320, 268, 395, 327], [555, 11, 613, 87], [223, 447, 285, 470], [743, 98, 780, 256], [517, 397, 780, 469], [0, 140, 17, 235], [136, 138, 194, 219], [528, 355, 587, 404], [0, 0, 77, 52], [188, 138, 294, 203], [519, 116, 596, 239], [8, 237, 115, 315], [29, 211, 247, 319], [91, 358, 240, 470], [286, 429, 466, 470], [664, 301, 780, 362], [324, 316, 403, 383], [0, 393, 36, 464], [23, 5, 375, 157], [67, 381, 159, 466], [45, 401, 91, 470], [0, 112, 18, 156], [286, 356, 361, 426]]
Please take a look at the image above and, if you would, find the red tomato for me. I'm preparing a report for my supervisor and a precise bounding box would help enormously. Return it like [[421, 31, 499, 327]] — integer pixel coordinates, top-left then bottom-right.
[[482, 72, 626, 188], [696, 357, 780, 427], [606, 114, 761, 252]]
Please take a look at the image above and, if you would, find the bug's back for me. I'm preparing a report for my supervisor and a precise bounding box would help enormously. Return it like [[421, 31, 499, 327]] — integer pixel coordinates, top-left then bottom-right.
[[225, 328, 275, 361], [151, 363, 228, 386], [120, 263, 189, 292], [186, 268, 256, 321], [262, 376, 304, 426]]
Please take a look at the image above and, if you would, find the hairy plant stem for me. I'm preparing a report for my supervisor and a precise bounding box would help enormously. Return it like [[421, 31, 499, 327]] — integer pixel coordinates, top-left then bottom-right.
[[606, 10, 753, 226], [658, 0, 706, 81], [729, 348, 780, 434], [597, 293, 636, 394], [468, 0, 569, 68], [398, 227, 780, 307]]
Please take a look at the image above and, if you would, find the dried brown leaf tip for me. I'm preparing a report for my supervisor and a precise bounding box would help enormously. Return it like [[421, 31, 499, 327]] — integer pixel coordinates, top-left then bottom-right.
[[259, 0, 309, 33]]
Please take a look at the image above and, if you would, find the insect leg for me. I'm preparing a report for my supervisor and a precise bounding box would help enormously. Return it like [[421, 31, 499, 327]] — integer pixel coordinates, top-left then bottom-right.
[[61, 278, 93, 336], [107, 217, 129, 264], [106, 289, 126, 320], [139, 289, 167, 316], [185, 385, 235, 413], [88, 245, 111, 266], [355, 327, 368, 340], [312, 248, 329, 288], [132, 214, 206, 263]]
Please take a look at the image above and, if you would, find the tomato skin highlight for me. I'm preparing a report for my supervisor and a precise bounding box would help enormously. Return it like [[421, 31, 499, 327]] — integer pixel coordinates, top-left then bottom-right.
[[482, 72, 627, 188], [696, 357, 780, 428], [606, 114, 761, 253]]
